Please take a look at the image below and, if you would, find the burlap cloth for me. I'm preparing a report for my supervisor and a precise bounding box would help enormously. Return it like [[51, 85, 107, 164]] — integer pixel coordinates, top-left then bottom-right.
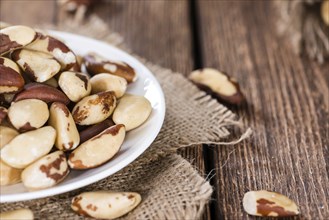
[[1, 16, 251, 219]]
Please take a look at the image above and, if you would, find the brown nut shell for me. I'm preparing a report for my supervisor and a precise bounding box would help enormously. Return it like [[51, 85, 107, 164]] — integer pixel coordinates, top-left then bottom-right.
[[13, 83, 70, 105], [79, 119, 114, 143], [189, 68, 245, 105], [84, 53, 137, 83]]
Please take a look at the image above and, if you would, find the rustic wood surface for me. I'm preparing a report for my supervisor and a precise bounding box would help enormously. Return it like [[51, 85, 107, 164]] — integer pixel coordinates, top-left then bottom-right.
[[1, 0, 328, 219], [197, 1, 329, 219]]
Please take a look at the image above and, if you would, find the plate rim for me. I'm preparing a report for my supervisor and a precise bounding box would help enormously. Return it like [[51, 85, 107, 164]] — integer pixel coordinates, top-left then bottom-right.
[[0, 30, 166, 203]]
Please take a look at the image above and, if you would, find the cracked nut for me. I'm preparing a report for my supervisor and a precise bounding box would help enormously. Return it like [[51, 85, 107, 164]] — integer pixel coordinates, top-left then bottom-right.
[[84, 52, 137, 83], [0, 126, 19, 149], [0, 126, 56, 168], [21, 151, 69, 190], [243, 190, 299, 217], [0, 208, 34, 220], [90, 73, 127, 98], [68, 124, 125, 169], [0, 159, 22, 186], [189, 68, 245, 105], [8, 99, 49, 132], [72, 91, 116, 125], [25, 33, 77, 70], [11, 49, 61, 82], [49, 102, 80, 151], [58, 71, 91, 102], [0, 25, 37, 55], [112, 94, 152, 131], [71, 191, 141, 219], [13, 83, 70, 105]]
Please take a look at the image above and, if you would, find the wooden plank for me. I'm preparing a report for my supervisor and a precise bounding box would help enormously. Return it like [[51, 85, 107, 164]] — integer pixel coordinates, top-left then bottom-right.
[[198, 1, 329, 219], [57, 1, 211, 219], [88, 0, 193, 75], [0, 0, 56, 26]]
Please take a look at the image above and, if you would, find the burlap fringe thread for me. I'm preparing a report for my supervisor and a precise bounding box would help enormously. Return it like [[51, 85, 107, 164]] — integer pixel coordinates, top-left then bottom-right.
[[1, 15, 251, 220]]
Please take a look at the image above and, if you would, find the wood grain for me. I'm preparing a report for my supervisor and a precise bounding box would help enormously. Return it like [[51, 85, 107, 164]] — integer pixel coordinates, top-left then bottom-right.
[[91, 2, 211, 218], [198, 1, 329, 219], [0, 0, 56, 26]]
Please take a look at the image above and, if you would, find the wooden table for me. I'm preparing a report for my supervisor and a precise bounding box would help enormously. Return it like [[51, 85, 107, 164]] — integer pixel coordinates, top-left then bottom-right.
[[1, 1, 328, 219]]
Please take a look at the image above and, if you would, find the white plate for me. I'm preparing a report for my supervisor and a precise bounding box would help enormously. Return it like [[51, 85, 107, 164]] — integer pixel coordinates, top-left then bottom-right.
[[0, 31, 165, 203]]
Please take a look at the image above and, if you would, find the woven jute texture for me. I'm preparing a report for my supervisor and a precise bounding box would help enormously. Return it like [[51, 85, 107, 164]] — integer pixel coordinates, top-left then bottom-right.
[[1, 16, 251, 219]]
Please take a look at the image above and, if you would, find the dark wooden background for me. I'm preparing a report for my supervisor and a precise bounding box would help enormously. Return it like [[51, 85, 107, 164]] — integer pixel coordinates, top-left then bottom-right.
[[1, 0, 328, 219]]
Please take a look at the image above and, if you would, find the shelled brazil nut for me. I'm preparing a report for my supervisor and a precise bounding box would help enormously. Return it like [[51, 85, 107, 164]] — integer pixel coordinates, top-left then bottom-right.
[[0, 57, 25, 94], [83, 52, 137, 83], [0, 25, 148, 217], [21, 151, 69, 190], [0, 25, 37, 55], [8, 99, 49, 132], [71, 191, 141, 219]]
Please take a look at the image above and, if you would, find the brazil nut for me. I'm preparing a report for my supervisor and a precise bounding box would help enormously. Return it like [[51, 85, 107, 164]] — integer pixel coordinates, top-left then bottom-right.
[[8, 99, 49, 132], [21, 151, 69, 190], [0, 126, 19, 149], [68, 124, 125, 169], [0, 159, 22, 186], [1, 126, 56, 168], [0, 25, 37, 55], [90, 73, 127, 98], [58, 71, 91, 102], [71, 191, 141, 219], [49, 102, 80, 151], [112, 94, 152, 131], [13, 83, 70, 105], [0, 57, 21, 73], [84, 52, 137, 83], [72, 91, 116, 125], [25, 33, 77, 70], [0, 64, 25, 94], [11, 49, 61, 82]]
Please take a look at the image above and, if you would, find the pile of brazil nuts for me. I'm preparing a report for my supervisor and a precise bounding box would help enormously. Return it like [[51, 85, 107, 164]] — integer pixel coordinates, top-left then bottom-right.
[[0, 25, 151, 218]]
